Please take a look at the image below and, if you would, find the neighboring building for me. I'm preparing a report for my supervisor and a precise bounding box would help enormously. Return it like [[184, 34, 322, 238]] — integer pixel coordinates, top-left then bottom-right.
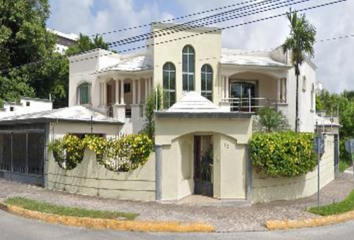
[[0, 23, 336, 203], [48, 28, 78, 54], [0, 97, 53, 119]]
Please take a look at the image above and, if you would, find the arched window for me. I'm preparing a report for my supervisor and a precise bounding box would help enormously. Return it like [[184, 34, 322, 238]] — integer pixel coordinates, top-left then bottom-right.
[[201, 64, 213, 101], [163, 62, 176, 109], [182, 45, 195, 91], [77, 82, 91, 105]]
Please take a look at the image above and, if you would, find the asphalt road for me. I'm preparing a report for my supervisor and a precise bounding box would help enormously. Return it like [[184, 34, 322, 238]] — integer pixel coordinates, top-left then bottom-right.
[[1, 210, 354, 240]]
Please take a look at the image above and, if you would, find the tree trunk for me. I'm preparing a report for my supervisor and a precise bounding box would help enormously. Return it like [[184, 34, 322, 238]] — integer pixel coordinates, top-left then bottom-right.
[[295, 66, 300, 132]]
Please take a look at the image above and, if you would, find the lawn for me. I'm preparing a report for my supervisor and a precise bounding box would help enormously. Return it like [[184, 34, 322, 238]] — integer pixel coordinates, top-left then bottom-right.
[[4, 197, 139, 220], [309, 190, 354, 216], [339, 160, 352, 172]]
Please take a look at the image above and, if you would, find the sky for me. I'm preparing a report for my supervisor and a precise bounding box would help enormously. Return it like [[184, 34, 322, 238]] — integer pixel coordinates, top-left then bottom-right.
[[47, 0, 354, 93]]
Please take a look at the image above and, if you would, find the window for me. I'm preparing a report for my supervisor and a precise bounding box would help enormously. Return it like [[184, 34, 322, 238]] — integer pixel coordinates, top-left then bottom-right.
[[201, 64, 213, 101], [302, 76, 307, 91], [78, 83, 91, 105], [182, 45, 195, 91], [163, 62, 176, 109], [10, 107, 14, 112], [124, 83, 131, 93], [280, 78, 287, 103], [26, 102, 30, 107]]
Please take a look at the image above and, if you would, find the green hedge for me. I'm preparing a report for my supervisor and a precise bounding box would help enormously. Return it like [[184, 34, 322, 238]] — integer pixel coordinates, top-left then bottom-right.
[[249, 132, 317, 178]]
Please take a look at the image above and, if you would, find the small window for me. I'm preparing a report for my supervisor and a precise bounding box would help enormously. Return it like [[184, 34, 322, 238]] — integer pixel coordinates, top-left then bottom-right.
[[302, 76, 307, 92], [182, 45, 195, 91], [78, 83, 91, 105], [10, 107, 14, 112], [124, 83, 131, 93], [163, 62, 176, 109], [26, 102, 30, 107], [201, 64, 213, 101]]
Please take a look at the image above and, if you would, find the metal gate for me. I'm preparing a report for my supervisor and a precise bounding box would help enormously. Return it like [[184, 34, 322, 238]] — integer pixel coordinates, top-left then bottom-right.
[[334, 134, 339, 174], [0, 129, 45, 185]]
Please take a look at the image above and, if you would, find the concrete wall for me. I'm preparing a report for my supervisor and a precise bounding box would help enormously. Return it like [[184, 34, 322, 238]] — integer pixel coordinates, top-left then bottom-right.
[[251, 134, 335, 203], [46, 121, 155, 201], [156, 116, 252, 201]]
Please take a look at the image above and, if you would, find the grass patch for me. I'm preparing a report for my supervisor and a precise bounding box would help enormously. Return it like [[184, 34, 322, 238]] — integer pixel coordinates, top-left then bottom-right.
[[4, 197, 139, 220], [339, 160, 352, 172], [309, 190, 354, 216]]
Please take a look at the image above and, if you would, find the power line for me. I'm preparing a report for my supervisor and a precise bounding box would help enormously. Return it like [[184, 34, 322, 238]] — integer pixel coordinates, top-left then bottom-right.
[[108, 0, 310, 47], [106, 0, 346, 53], [0, 0, 348, 73], [107, 0, 292, 46], [92, 0, 261, 37]]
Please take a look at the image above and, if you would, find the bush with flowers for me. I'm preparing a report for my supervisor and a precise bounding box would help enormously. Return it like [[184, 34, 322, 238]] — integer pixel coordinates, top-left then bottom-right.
[[50, 133, 154, 172], [48, 134, 85, 170]]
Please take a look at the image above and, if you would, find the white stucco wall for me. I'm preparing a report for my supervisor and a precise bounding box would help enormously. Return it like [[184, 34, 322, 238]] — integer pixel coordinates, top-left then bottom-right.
[[151, 24, 222, 104], [46, 121, 155, 201]]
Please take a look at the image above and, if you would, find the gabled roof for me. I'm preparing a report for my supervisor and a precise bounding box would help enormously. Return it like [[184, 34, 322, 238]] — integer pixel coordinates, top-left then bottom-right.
[[0, 106, 123, 125], [95, 55, 153, 74], [221, 48, 290, 68]]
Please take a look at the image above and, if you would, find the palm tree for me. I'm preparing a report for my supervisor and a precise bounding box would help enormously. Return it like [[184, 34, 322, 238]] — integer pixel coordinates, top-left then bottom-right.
[[282, 10, 316, 132]]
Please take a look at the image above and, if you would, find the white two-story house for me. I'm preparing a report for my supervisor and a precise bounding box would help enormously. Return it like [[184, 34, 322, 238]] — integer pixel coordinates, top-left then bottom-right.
[[69, 23, 316, 135]]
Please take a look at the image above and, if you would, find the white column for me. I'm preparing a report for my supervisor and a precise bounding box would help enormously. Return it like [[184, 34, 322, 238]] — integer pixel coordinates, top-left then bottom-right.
[[147, 78, 150, 98], [150, 77, 154, 93], [221, 76, 224, 100], [120, 79, 125, 104], [103, 82, 107, 105], [133, 80, 137, 105], [138, 79, 141, 104], [144, 78, 148, 100], [225, 76, 230, 99], [115, 79, 119, 104], [277, 78, 281, 102]]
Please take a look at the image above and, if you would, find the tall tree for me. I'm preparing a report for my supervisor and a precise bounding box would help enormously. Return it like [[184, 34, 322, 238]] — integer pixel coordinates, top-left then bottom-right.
[[282, 10, 316, 132], [65, 34, 109, 56], [0, 0, 56, 103]]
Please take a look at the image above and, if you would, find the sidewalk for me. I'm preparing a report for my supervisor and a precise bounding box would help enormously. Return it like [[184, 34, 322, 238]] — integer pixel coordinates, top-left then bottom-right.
[[0, 173, 353, 232]]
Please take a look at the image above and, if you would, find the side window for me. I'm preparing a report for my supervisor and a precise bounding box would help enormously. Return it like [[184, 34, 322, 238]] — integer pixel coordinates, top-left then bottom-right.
[[201, 64, 213, 101], [163, 62, 176, 109], [78, 83, 91, 105], [182, 45, 195, 91]]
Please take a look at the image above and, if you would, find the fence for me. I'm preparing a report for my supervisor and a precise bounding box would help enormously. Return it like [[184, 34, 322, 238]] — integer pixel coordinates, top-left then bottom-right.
[[0, 129, 45, 177]]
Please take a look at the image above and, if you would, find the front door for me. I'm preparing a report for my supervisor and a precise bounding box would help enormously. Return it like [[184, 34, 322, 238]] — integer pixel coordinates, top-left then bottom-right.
[[194, 135, 213, 197], [230, 82, 256, 112]]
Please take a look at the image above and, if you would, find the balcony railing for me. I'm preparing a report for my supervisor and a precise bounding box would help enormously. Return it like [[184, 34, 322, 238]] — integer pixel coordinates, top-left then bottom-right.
[[221, 97, 285, 113]]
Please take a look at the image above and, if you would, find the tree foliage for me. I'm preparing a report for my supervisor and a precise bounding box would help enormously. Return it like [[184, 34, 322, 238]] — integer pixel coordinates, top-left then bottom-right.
[[144, 86, 164, 139], [0, 1, 109, 108], [253, 108, 291, 133]]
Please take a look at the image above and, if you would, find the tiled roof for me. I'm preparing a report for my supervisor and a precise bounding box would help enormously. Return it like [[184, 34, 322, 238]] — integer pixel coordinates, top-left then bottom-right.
[[96, 55, 153, 73], [0, 106, 122, 124], [221, 48, 289, 68], [167, 92, 225, 113]]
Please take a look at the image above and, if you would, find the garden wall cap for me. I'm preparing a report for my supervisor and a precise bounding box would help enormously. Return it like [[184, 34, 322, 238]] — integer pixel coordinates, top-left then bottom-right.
[[0, 106, 123, 125]]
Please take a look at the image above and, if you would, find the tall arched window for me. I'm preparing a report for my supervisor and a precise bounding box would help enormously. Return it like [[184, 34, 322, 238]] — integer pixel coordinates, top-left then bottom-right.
[[77, 82, 91, 105], [182, 45, 195, 91], [163, 62, 176, 109], [201, 64, 213, 101]]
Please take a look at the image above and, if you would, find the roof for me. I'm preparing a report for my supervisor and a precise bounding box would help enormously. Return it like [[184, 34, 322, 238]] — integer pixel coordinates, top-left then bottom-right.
[[167, 92, 224, 113], [95, 55, 153, 74], [0, 106, 123, 125], [315, 114, 341, 127], [47, 28, 79, 41], [221, 48, 290, 68]]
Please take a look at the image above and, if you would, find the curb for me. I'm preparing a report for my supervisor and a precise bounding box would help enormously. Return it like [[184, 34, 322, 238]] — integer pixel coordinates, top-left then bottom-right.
[[266, 211, 354, 230], [0, 202, 214, 233]]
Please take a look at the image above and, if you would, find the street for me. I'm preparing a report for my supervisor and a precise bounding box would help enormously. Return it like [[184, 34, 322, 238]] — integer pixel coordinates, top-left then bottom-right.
[[1, 210, 354, 240]]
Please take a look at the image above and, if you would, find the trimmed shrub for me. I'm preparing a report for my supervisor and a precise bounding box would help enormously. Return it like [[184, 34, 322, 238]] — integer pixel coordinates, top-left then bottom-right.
[[249, 132, 317, 178]]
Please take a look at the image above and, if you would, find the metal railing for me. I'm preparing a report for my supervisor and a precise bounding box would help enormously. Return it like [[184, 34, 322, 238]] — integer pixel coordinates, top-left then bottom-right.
[[221, 97, 286, 113]]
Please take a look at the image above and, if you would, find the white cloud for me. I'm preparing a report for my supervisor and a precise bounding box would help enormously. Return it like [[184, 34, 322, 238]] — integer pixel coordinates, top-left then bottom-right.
[[48, 0, 354, 93]]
